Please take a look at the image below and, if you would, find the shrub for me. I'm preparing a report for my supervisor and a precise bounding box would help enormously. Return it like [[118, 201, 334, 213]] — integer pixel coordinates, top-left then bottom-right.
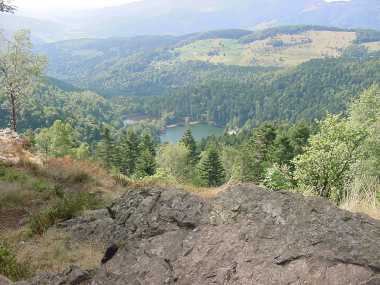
[[31, 179, 51, 192], [263, 164, 294, 191], [29, 192, 102, 235], [0, 241, 32, 281], [41, 157, 92, 184], [0, 163, 27, 183]]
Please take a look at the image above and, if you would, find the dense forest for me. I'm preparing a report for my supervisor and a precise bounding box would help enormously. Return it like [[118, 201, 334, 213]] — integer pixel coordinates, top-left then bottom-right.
[[27, 26, 380, 130], [1, 3, 380, 283]]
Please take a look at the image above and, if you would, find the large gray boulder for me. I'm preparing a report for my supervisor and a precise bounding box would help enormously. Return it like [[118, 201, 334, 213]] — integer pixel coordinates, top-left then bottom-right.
[[0, 275, 13, 285], [18, 184, 380, 284]]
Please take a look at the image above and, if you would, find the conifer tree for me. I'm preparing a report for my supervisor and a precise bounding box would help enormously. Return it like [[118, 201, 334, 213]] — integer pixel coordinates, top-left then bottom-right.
[[119, 129, 140, 175], [141, 133, 156, 157], [199, 148, 225, 187], [239, 124, 276, 182], [135, 133, 157, 178], [97, 127, 116, 169], [135, 149, 156, 178], [180, 129, 198, 164]]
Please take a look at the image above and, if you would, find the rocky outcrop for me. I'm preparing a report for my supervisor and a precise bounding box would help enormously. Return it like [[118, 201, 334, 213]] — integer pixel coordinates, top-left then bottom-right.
[[0, 129, 41, 165], [14, 266, 91, 285], [16, 184, 380, 285], [0, 275, 12, 285]]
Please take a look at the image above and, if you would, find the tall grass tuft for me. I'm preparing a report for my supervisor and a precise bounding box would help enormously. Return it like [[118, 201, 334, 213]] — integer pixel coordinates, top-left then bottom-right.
[[29, 192, 102, 236], [340, 175, 380, 220], [0, 241, 32, 281]]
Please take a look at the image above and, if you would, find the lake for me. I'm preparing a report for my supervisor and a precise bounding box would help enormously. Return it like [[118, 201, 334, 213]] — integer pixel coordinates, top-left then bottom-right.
[[160, 123, 224, 144]]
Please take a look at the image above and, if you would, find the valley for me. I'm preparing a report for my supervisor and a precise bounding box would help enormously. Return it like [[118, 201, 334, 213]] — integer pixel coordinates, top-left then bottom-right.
[[26, 26, 380, 131], [1, 1, 380, 282]]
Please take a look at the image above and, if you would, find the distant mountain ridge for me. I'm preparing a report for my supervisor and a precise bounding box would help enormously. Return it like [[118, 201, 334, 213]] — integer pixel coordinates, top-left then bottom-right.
[[35, 26, 380, 95], [1, 0, 380, 42]]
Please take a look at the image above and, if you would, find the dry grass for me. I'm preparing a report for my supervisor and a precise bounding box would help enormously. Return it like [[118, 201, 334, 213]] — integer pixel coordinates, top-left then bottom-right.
[[362, 41, 380, 52], [4, 229, 104, 274], [125, 176, 223, 199], [340, 176, 380, 220]]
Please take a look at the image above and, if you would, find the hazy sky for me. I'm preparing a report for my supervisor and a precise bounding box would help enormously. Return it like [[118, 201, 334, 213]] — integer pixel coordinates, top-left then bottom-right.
[[14, 0, 141, 11], [14, 0, 350, 11]]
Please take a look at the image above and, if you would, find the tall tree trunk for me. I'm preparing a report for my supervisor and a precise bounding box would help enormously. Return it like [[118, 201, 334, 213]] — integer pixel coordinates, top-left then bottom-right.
[[10, 93, 17, 132]]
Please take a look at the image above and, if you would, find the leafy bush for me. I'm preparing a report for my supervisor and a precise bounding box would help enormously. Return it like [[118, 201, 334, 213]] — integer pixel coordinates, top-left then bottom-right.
[[31, 179, 52, 192], [263, 164, 294, 191], [29, 192, 101, 235], [0, 241, 32, 281]]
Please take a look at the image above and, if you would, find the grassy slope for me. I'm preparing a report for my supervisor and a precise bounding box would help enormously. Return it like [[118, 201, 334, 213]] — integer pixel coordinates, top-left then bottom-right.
[[363, 41, 380, 52], [0, 159, 123, 280], [174, 31, 357, 67]]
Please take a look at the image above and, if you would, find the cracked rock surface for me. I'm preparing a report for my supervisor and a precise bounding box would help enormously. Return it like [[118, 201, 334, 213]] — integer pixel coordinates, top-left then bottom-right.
[[16, 184, 380, 285]]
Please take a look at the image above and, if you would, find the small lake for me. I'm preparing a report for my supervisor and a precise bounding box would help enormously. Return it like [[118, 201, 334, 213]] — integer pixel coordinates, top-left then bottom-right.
[[160, 123, 224, 144]]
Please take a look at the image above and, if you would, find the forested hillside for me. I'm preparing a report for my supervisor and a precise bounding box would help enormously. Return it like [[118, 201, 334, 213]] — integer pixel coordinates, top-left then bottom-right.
[[32, 26, 380, 129], [1, 2, 380, 284]]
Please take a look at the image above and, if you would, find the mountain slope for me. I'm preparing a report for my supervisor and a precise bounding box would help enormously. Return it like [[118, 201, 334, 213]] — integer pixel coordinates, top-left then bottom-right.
[[35, 27, 380, 96], [31, 26, 380, 129], [3, 0, 380, 41]]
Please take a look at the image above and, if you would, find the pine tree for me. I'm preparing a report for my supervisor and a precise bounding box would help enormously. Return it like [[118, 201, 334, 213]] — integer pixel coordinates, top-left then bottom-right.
[[239, 124, 277, 182], [199, 148, 225, 187], [97, 127, 116, 169], [119, 129, 140, 176], [141, 133, 156, 157], [135, 149, 156, 178], [180, 129, 198, 164], [135, 133, 157, 178]]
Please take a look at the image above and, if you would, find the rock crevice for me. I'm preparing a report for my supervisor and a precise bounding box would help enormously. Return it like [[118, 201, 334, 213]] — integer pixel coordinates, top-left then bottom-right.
[[16, 184, 380, 285]]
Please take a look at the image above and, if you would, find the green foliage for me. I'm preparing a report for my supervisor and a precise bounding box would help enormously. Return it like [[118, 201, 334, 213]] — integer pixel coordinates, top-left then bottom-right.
[[0, 163, 28, 183], [180, 129, 198, 164], [118, 129, 140, 175], [135, 148, 156, 178], [349, 85, 380, 178], [96, 127, 117, 169], [343, 45, 369, 59], [96, 128, 157, 178], [355, 29, 380, 44], [0, 30, 46, 131], [293, 85, 380, 203], [35, 120, 80, 159], [239, 25, 345, 44], [263, 164, 294, 191], [157, 144, 191, 182], [198, 148, 225, 187], [237, 124, 277, 182], [29, 192, 101, 235], [294, 115, 366, 203], [0, 241, 32, 281]]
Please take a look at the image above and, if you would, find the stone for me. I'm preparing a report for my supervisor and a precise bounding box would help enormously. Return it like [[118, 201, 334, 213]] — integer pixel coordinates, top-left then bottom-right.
[[18, 184, 380, 285], [0, 275, 13, 285]]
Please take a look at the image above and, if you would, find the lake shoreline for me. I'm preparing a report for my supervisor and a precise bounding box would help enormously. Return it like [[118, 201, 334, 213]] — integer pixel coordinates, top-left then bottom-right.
[[162, 121, 221, 132], [160, 123, 224, 144]]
